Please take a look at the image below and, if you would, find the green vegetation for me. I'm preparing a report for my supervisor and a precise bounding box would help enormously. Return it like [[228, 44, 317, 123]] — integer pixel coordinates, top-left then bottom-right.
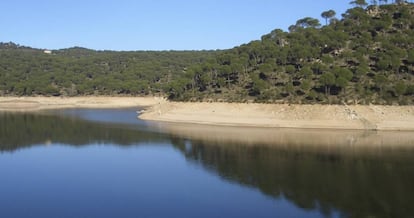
[[179, 2, 414, 104], [0, 44, 217, 96], [1, 2, 414, 105]]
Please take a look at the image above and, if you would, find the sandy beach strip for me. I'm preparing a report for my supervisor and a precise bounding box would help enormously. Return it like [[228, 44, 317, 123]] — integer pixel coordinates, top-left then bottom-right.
[[0, 96, 159, 111], [139, 100, 414, 131]]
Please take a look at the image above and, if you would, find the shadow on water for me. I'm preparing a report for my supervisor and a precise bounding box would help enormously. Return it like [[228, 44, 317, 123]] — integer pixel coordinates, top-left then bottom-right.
[[1, 110, 414, 218], [0, 110, 168, 151], [156, 123, 414, 218]]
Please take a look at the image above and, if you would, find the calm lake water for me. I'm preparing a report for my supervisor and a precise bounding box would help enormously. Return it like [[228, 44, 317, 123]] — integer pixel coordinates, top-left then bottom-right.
[[1, 108, 413, 218]]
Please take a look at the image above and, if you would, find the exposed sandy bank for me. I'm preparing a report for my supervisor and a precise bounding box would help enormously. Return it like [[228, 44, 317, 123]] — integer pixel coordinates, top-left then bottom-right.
[[139, 100, 414, 131], [0, 96, 159, 111]]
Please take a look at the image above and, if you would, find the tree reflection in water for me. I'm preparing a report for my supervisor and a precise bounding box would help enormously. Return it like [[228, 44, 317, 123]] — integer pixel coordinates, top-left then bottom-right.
[[1, 111, 414, 218], [165, 123, 414, 218]]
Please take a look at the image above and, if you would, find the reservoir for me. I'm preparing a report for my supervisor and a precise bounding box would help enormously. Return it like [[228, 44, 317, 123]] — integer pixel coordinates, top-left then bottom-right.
[[0, 109, 413, 218]]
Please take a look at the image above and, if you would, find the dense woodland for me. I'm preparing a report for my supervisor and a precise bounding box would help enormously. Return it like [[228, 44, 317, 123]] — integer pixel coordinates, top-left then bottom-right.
[[0, 45, 216, 96], [1, 1, 414, 105]]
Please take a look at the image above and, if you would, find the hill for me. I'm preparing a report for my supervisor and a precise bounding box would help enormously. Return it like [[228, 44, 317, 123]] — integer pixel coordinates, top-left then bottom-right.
[[171, 2, 414, 105], [1, 2, 413, 105], [0, 42, 218, 96]]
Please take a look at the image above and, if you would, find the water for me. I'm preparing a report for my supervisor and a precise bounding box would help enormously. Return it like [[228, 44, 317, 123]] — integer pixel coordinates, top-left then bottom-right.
[[0, 109, 413, 218]]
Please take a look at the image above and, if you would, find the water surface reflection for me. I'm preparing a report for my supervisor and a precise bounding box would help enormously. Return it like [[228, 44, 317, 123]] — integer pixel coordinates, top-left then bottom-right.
[[0, 110, 413, 218]]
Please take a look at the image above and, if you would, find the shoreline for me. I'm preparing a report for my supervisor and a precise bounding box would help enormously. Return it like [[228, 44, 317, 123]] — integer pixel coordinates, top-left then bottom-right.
[[1, 96, 413, 131], [0, 96, 159, 111], [139, 100, 414, 131]]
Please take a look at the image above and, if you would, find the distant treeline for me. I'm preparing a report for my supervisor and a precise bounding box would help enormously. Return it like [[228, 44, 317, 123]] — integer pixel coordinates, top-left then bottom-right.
[[1, 1, 414, 105], [0, 44, 217, 96]]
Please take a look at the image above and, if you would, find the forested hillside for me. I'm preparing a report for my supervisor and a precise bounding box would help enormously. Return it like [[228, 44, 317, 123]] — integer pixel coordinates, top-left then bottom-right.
[[174, 2, 414, 105], [1, 2, 414, 105], [0, 43, 217, 96]]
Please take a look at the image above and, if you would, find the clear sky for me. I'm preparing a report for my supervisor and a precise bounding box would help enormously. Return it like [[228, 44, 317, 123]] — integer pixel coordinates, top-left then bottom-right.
[[0, 0, 351, 51]]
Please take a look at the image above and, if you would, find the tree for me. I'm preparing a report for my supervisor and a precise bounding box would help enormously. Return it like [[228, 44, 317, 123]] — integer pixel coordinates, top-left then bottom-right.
[[285, 65, 296, 74], [321, 10, 336, 25], [374, 74, 388, 96], [299, 67, 313, 79], [335, 68, 353, 81], [300, 79, 312, 93], [320, 72, 336, 95], [336, 76, 349, 94], [295, 17, 321, 29], [394, 82, 407, 96], [350, 0, 368, 7], [288, 25, 298, 32], [376, 55, 391, 71]]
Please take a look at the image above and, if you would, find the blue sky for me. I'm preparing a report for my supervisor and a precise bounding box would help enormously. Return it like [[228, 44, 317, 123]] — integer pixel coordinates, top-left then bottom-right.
[[1, 0, 351, 50]]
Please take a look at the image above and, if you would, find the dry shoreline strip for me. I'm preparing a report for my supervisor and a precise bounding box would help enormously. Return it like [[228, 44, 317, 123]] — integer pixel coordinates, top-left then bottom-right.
[[0, 96, 413, 131], [139, 99, 414, 131], [0, 96, 159, 111]]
